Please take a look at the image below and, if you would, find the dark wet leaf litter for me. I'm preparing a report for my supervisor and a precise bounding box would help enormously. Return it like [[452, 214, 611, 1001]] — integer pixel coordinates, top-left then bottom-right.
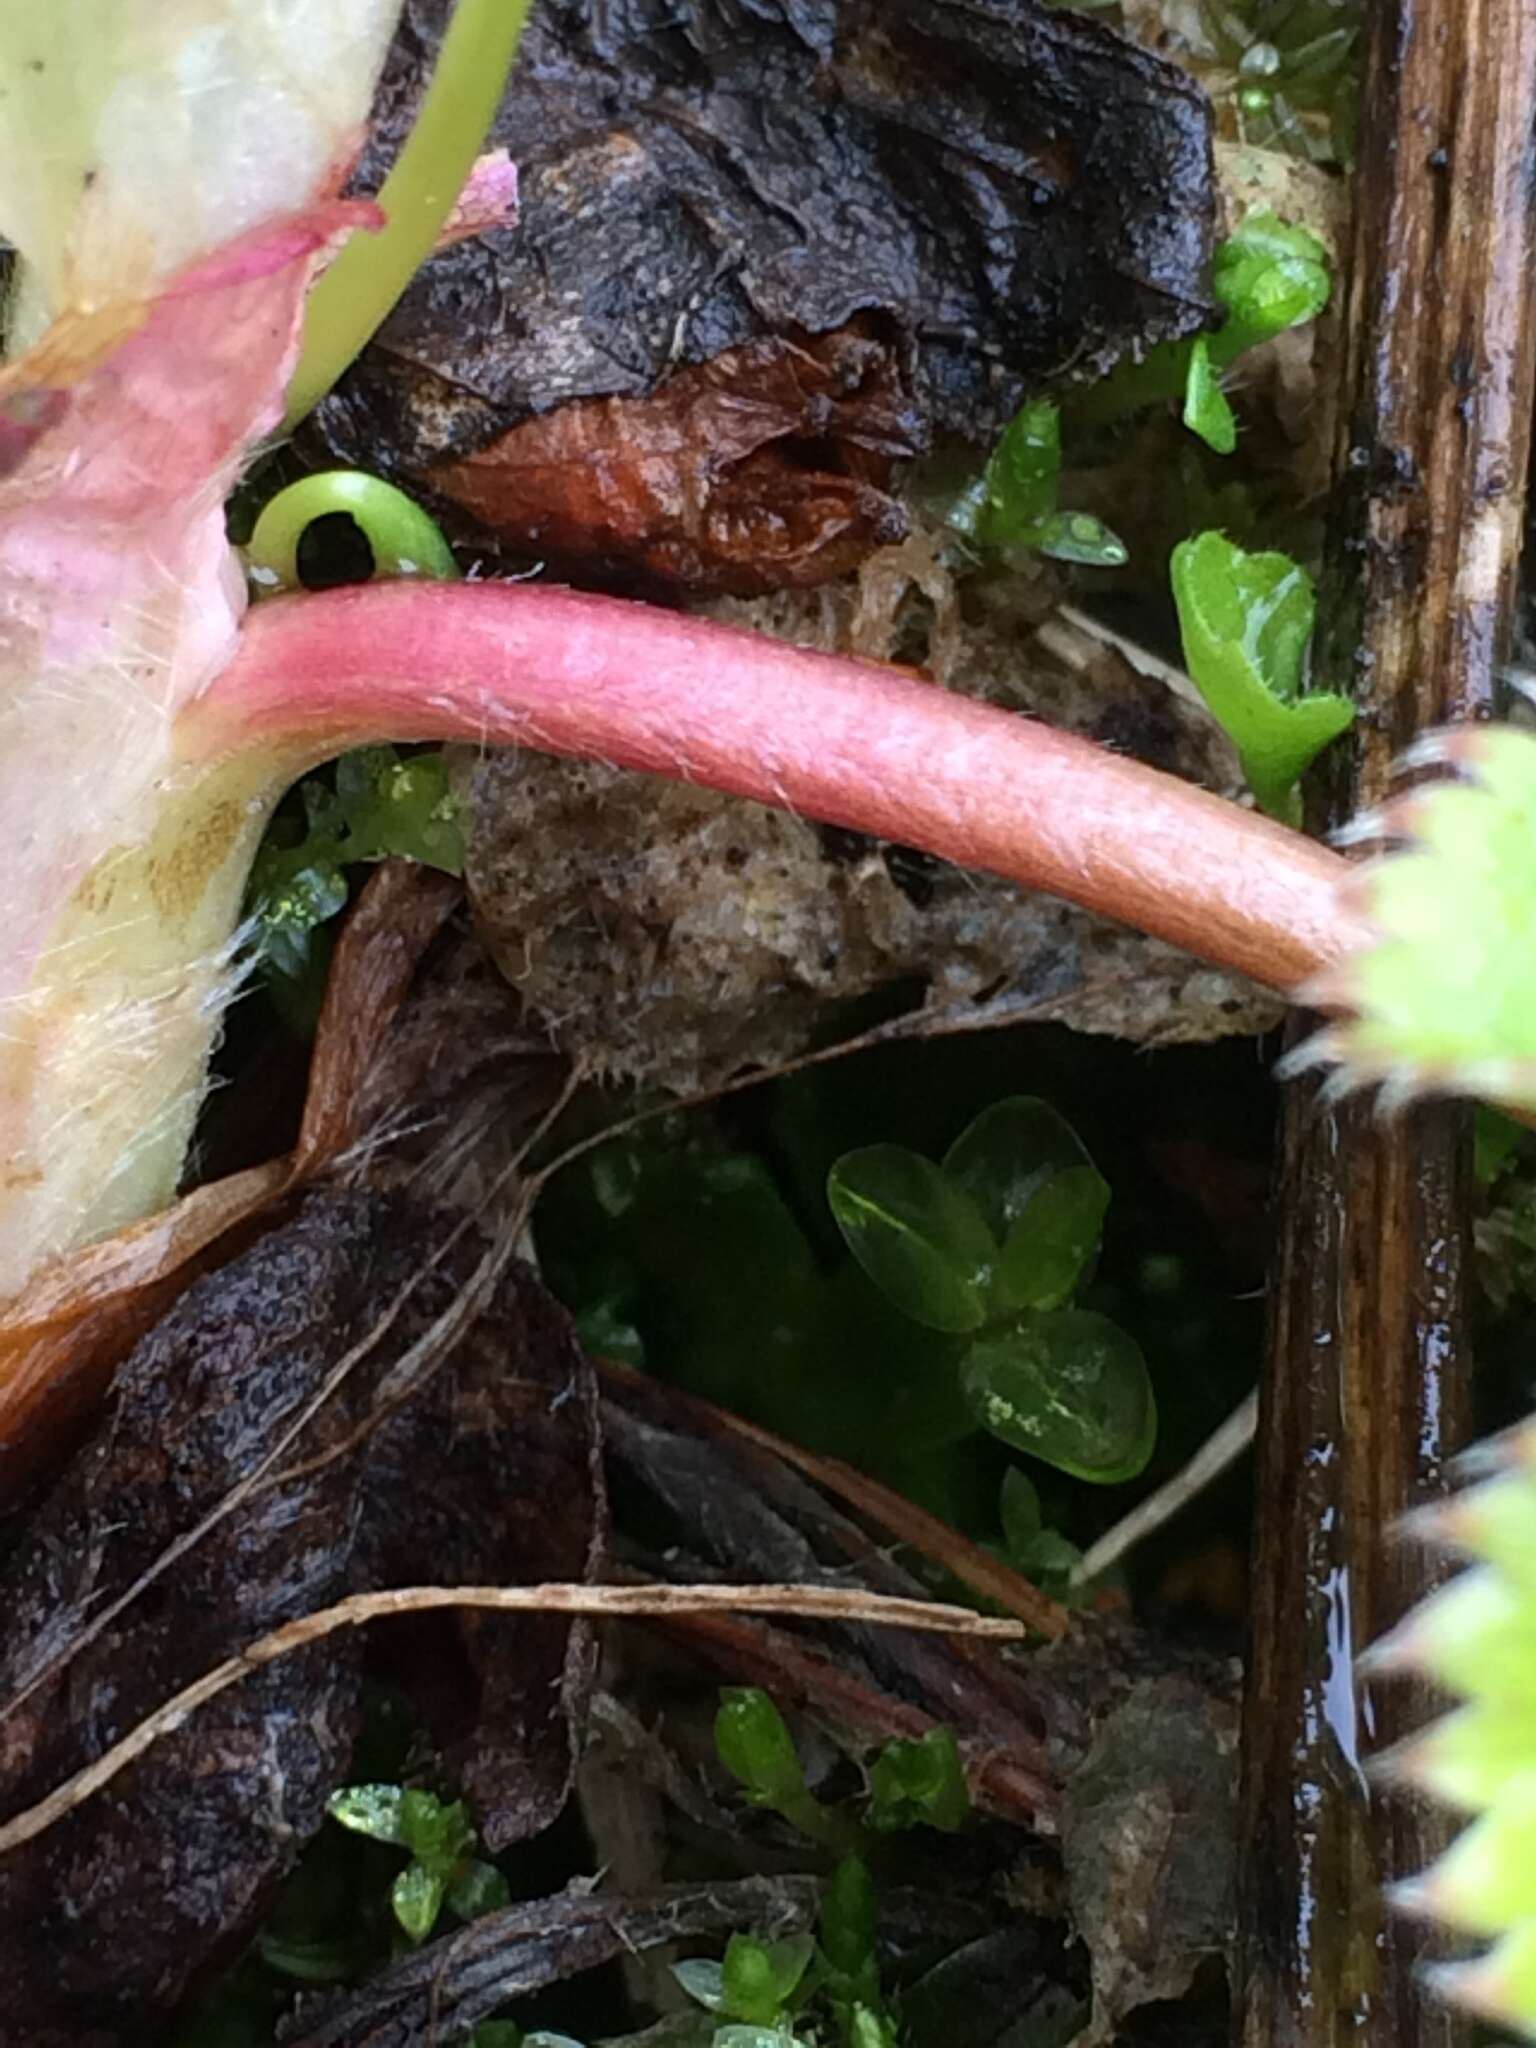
[[314, 0, 1216, 590], [0, 4, 1239, 2037], [0, 1193, 605, 2048]]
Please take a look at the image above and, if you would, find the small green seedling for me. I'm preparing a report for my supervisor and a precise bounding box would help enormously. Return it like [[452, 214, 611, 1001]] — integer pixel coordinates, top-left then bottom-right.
[[246, 471, 461, 592], [242, 472, 465, 1014], [326, 1782, 510, 1945], [996, 1467, 1087, 1603], [866, 1726, 969, 1834], [675, 1933, 817, 2030], [715, 1687, 852, 1851], [1197, 0, 1362, 162], [1170, 528, 1354, 819], [716, 1688, 971, 1845], [247, 743, 465, 1013], [948, 399, 1128, 567], [1074, 211, 1333, 450], [828, 1098, 1155, 1483], [675, 1826, 900, 2048]]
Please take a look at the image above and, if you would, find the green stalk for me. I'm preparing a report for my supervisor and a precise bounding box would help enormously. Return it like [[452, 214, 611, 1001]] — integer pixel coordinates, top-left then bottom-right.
[[282, 0, 532, 430]]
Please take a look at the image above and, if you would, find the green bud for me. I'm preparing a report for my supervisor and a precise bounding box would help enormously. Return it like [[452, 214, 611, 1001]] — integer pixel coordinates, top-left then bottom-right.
[[716, 1689, 808, 1809]]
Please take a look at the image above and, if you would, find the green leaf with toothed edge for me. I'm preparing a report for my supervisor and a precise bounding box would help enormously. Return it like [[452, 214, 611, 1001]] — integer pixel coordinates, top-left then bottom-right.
[[1367, 1424, 1536, 2037], [1305, 724, 1536, 1112], [1170, 530, 1354, 818]]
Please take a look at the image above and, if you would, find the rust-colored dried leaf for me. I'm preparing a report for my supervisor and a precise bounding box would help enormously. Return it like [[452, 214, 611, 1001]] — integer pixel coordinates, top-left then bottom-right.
[[428, 325, 919, 592]]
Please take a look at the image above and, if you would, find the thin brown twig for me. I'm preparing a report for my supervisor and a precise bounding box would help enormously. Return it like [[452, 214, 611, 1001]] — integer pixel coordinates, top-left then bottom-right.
[[597, 1357, 1070, 1639], [0, 1581, 1025, 1854]]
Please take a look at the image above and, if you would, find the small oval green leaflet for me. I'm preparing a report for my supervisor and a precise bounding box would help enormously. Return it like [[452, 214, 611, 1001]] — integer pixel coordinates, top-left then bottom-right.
[[721, 1932, 816, 2024], [391, 1859, 446, 1944], [941, 1096, 1093, 1235], [943, 1097, 1108, 1312], [959, 1308, 1155, 1482], [827, 1144, 997, 1333]]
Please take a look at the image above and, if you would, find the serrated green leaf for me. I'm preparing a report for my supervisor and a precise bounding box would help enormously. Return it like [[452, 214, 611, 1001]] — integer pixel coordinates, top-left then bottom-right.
[[959, 1310, 1156, 1481], [1373, 1432, 1536, 2035], [828, 1146, 996, 1333], [1388, 1568, 1536, 1704], [1313, 728, 1536, 1110], [1400, 1700, 1536, 1814], [1408, 1779, 1536, 1936], [1171, 530, 1354, 817]]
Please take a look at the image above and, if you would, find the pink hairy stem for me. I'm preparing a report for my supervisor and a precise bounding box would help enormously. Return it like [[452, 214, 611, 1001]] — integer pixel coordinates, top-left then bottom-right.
[[206, 578, 1364, 996]]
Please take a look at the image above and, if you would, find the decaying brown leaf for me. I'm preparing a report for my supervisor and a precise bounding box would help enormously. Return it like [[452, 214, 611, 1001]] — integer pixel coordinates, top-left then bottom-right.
[[429, 323, 921, 594], [0, 1190, 605, 2046], [315, 0, 1216, 590], [1061, 1673, 1239, 2043]]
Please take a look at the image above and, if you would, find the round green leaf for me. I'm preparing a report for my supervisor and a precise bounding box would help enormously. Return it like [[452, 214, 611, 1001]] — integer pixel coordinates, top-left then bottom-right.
[[959, 1310, 1156, 1481], [446, 1857, 511, 1922], [993, 1163, 1111, 1313], [941, 1097, 1095, 1244], [828, 1146, 996, 1332]]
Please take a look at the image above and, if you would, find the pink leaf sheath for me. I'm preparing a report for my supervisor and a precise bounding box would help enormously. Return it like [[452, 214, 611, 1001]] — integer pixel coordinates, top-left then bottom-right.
[[206, 577, 1363, 997]]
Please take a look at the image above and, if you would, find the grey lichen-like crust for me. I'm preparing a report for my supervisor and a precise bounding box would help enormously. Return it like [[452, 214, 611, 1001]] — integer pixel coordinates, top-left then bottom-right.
[[457, 547, 1279, 1092]]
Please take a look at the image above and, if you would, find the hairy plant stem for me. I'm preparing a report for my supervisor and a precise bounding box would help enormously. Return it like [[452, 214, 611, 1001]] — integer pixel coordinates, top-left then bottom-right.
[[205, 578, 1363, 993]]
